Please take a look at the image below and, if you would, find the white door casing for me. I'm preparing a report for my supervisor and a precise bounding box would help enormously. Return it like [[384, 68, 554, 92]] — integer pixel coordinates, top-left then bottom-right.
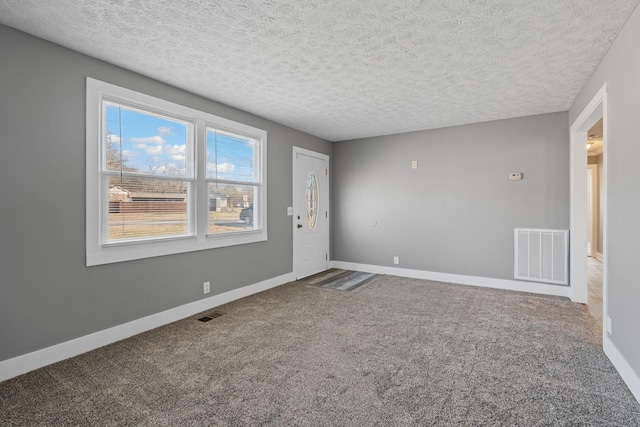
[[293, 147, 329, 279]]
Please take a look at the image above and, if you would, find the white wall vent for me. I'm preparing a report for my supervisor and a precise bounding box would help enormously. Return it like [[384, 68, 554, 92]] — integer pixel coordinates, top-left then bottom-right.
[[514, 228, 569, 285]]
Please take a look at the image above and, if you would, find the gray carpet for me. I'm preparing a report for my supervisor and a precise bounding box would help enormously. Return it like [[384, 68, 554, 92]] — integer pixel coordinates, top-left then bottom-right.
[[1, 275, 639, 426]]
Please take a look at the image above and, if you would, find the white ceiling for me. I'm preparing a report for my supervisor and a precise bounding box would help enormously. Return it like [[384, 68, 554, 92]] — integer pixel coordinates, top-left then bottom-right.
[[1, 1, 638, 142]]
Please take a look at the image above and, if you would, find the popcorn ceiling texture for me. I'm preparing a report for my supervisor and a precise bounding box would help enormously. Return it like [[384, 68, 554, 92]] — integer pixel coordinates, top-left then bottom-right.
[[0, 0, 638, 141]]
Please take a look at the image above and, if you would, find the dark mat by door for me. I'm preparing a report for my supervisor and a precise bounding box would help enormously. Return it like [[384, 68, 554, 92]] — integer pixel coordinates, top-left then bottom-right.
[[305, 269, 379, 292]]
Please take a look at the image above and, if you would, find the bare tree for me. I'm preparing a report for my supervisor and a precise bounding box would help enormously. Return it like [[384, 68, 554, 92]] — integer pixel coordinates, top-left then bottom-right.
[[105, 131, 136, 172], [106, 131, 188, 195]]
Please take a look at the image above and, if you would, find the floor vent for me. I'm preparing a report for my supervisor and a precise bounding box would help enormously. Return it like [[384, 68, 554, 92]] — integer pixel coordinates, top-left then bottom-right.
[[514, 228, 569, 285], [198, 312, 224, 322]]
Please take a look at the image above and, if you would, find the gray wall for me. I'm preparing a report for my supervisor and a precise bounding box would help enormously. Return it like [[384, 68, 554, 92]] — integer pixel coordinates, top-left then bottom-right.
[[0, 25, 331, 362], [569, 3, 640, 376], [332, 112, 570, 281]]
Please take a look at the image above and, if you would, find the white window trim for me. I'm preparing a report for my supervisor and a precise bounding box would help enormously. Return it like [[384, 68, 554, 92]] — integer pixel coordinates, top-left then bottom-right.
[[86, 78, 267, 266]]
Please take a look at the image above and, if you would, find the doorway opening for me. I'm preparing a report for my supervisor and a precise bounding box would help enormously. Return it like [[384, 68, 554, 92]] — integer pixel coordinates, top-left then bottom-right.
[[569, 83, 608, 340], [586, 118, 604, 329]]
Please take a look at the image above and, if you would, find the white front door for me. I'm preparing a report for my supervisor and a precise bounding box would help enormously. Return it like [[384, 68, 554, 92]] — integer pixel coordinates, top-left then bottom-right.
[[293, 147, 329, 279]]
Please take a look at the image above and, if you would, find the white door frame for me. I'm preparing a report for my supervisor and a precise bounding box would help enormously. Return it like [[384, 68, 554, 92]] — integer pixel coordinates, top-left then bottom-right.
[[292, 146, 330, 279], [569, 84, 608, 333]]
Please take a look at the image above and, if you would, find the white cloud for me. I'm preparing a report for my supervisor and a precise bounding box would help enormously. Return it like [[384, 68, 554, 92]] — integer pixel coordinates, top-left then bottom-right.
[[146, 145, 163, 155], [130, 135, 165, 145], [166, 144, 186, 162], [166, 144, 186, 155], [158, 126, 173, 136], [217, 162, 235, 172], [207, 162, 235, 173], [107, 134, 121, 143], [133, 143, 163, 156]]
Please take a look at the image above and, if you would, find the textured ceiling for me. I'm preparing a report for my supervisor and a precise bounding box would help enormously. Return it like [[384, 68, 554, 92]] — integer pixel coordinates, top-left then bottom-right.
[[1, 1, 638, 142]]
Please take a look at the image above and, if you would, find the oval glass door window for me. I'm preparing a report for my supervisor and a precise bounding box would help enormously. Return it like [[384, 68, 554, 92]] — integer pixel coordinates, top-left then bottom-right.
[[306, 172, 319, 229]]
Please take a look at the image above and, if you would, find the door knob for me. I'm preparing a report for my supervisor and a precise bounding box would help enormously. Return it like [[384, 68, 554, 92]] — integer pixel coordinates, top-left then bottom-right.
[[297, 224, 303, 228]]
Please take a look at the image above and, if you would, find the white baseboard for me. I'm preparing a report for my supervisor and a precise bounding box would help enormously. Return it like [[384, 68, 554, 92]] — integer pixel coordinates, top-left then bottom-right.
[[604, 336, 640, 404], [330, 261, 571, 298], [0, 272, 294, 383]]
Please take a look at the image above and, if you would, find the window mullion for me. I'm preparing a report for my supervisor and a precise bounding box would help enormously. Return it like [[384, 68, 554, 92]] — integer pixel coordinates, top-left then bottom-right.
[[195, 118, 207, 242], [102, 171, 194, 182], [205, 179, 259, 187]]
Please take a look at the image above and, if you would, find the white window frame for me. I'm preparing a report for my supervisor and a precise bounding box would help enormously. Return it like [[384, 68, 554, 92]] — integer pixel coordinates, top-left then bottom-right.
[[86, 78, 267, 266]]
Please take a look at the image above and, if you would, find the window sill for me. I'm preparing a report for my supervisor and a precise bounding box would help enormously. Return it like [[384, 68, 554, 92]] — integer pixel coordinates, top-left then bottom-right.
[[86, 229, 267, 266]]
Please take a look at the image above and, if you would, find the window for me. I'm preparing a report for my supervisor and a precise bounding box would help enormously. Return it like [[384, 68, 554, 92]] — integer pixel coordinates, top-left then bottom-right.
[[305, 172, 319, 229], [86, 78, 267, 266], [206, 129, 260, 233]]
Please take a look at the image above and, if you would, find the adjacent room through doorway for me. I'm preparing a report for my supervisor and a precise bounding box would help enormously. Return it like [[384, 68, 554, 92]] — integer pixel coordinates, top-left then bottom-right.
[[586, 118, 604, 329]]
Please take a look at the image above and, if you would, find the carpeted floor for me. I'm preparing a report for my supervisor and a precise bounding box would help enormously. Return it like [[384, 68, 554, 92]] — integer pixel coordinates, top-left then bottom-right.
[[1, 275, 639, 426]]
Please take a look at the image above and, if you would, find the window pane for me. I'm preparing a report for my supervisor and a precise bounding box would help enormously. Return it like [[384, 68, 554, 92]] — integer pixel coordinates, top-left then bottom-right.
[[207, 183, 255, 234], [104, 102, 193, 177], [206, 129, 256, 182], [106, 176, 191, 242], [306, 172, 319, 229]]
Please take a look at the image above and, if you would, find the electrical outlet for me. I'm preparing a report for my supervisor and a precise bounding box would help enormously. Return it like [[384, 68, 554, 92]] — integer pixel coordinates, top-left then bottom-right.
[[607, 316, 612, 334], [393, 256, 399, 265], [411, 160, 418, 169], [203, 281, 210, 294]]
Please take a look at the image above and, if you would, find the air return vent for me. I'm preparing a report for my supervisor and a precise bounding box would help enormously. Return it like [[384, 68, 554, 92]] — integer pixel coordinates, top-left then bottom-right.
[[514, 229, 568, 285], [198, 312, 224, 322]]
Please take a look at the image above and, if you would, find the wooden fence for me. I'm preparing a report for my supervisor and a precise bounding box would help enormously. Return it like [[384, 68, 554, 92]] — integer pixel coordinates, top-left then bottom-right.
[[109, 201, 187, 214]]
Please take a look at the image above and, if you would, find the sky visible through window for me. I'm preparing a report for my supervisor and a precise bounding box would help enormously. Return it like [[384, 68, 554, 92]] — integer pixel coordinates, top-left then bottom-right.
[[206, 129, 256, 183], [105, 102, 256, 182]]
